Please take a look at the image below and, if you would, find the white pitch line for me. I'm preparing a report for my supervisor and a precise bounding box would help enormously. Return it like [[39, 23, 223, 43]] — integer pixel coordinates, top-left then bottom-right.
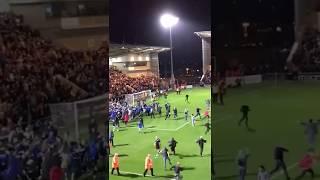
[[270, 162, 298, 180], [110, 170, 142, 176], [109, 170, 153, 177], [126, 121, 190, 132], [175, 122, 190, 131], [126, 126, 175, 131], [147, 127, 176, 131]]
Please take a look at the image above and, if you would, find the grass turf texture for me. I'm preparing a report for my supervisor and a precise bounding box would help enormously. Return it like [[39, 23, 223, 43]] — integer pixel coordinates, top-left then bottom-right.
[[214, 81, 320, 179], [109, 87, 211, 180]]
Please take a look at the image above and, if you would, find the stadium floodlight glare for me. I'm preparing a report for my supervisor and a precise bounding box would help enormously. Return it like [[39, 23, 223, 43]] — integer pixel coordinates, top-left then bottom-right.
[[160, 14, 179, 28], [160, 13, 179, 87]]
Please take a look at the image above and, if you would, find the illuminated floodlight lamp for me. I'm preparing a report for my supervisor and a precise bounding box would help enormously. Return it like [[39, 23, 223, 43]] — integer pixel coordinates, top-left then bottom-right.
[[160, 13, 179, 29]]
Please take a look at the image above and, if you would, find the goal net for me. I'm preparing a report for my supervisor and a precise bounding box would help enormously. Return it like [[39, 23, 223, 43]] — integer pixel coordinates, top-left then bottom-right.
[[49, 94, 107, 142], [125, 90, 152, 106]]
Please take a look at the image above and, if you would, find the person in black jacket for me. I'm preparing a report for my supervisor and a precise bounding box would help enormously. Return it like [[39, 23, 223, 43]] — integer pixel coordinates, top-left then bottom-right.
[[196, 136, 207, 157], [109, 131, 114, 147], [154, 136, 161, 157], [270, 146, 290, 180], [204, 121, 211, 135], [168, 138, 178, 155], [185, 94, 189, 103], [239, 105, 250, 129]]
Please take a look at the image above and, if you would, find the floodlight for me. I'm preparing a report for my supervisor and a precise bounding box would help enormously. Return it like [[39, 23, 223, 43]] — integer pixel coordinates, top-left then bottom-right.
[[160, 14, 179, 28]]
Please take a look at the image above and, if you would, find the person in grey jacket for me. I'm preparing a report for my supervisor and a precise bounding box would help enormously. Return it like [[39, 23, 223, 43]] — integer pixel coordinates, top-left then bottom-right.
[[300, 119, 320, 148], [237, 149, 250, 180]]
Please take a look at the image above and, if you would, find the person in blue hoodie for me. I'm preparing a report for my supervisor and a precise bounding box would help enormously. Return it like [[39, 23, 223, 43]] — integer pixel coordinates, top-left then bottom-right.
[[5, 148, 22, 180], [88, 140, 98, 168], [109, 131, 114, 147], [0, 149, 8, 179]]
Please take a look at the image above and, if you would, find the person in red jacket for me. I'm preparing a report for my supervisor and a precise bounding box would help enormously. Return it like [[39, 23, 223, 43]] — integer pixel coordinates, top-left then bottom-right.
[[204, 109, 210, 120], [295, 150, 315, 179], [49, 161, 64, 180], [123, 113, 129, 126]]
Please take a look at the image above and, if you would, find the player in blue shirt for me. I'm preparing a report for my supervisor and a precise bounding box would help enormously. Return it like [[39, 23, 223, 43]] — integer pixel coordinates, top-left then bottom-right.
[[161, 147, 172, 169], [138, 118, 144, 133], [170, 162, 183, 180], [109, 131, 114, 147], [173, 107, 178, 120]]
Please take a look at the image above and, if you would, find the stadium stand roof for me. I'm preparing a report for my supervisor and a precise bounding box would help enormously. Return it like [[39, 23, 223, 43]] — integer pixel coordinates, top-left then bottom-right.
[[194, 31, 211, 39], [109, 43, 170, 57]]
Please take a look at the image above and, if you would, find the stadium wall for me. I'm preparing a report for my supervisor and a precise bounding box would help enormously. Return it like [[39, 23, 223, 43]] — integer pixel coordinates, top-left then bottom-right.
[[10, 4, 57, 29], [54, 32, 107, 50], [299, 73, 320, 80], [226, 74, 262, 86], [9, 1, 108, 50], [0, 0, 10, 12], [110, 53, 160, 78], [295, 0, 319, 40]]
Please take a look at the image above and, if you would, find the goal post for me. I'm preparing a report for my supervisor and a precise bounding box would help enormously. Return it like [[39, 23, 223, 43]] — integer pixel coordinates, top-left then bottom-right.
[[125, 90, 152, 106], [49, 94, 107, 142]]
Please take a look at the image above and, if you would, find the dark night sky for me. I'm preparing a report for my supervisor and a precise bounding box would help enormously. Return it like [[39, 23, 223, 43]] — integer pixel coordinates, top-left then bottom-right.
[[110, 0, 211, 77], [213, 0, 294, 25], [213, 0, 294, 47]]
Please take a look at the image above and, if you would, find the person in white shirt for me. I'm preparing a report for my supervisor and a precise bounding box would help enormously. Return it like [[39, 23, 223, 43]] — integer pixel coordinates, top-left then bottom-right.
[[257, 165, 270, 180], [191, 114, 195, 127], [128, 108, 132, 120]]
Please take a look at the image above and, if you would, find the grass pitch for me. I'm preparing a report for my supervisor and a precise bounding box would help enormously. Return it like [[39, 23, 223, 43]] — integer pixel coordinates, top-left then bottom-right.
[[109, 87, 211, 180], [214, 81, 320, 180]]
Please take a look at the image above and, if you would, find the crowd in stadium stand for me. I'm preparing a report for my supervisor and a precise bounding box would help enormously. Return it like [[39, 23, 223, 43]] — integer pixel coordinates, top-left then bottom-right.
[[0, 13, 107, 179], [292, 28, 320, 72], [109, 66, 159, 100], [223, 64, 273, 77], [0, 12, 107, 122], [202, 70, 211, 84]]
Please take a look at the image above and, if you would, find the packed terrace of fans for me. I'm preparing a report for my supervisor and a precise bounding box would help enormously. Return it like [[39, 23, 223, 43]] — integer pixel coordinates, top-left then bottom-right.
[[109, 66, 160, 100], [223, 64, 274, 77], [0, 13, 107, 124], [292, 28, 320, 72], [0, 13, 107, 179]]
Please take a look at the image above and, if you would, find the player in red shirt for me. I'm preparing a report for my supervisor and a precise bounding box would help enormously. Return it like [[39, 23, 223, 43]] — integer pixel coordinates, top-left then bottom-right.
[[295, 150, 315, 179], [204, 109, 210, 120]]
